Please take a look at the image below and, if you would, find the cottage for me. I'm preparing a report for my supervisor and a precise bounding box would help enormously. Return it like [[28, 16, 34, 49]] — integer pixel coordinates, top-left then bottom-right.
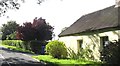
[[58, 4, 120, 61]]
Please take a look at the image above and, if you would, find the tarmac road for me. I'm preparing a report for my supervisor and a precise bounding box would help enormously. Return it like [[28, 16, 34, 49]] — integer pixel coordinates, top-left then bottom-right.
[[0, 46, 46, 66]]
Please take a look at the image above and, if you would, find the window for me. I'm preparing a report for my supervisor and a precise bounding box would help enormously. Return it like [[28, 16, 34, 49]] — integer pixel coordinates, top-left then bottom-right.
[[77, 40, 83, 51], [100, 36, 109, 52]]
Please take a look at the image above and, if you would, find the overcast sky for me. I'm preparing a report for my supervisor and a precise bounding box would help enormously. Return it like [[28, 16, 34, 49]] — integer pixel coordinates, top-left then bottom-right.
[[0, 0, 115, 39]]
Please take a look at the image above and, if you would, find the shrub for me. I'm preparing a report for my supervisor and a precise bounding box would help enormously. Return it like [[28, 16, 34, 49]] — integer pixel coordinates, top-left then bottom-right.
[[100, 39, 120, 64], [45, 40, 67, 59], [29, 40, 42, 54], [15, 40, 47, 54], [28, 40, 47, 54]]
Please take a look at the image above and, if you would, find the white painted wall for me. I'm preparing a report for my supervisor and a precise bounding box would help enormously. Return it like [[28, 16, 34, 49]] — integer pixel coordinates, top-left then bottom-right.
[[59, 30, 120, 61]]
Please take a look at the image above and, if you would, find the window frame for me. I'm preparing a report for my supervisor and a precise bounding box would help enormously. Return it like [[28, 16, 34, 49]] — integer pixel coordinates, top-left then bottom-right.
[[77, 39, 83, 51]]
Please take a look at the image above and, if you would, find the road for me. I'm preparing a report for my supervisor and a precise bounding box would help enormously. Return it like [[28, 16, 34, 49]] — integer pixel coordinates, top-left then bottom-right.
[[0, 46, 46, 66]]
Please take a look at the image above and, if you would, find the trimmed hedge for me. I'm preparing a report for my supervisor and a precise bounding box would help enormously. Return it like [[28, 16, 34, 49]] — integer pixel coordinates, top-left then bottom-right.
[[2, 40, 33, 53], [2, 40, 32, 53], [2, 40, 24, 48], [2, 40, 47, 54]]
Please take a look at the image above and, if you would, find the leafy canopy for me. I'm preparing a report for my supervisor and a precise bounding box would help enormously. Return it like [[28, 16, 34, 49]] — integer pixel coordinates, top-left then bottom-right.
[[1, 21, 19, 40], [16, 17, 54, 41]]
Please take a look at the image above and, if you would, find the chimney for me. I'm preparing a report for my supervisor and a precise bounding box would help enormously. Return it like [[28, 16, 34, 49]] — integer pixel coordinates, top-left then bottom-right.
[[115, 0, 120, 7]]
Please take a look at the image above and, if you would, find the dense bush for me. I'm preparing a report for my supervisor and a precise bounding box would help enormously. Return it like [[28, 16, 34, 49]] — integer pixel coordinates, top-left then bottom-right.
[[45, 40, 67, 59], [29, 40, 47, 54], [100, 39, 120, 64]]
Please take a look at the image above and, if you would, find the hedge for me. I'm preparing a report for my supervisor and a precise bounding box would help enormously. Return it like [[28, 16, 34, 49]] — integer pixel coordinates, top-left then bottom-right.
[[2, 40, 47, 54]]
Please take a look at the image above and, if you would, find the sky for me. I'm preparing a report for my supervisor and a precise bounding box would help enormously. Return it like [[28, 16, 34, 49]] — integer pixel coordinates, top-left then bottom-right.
[[0, 0, 115, 39]]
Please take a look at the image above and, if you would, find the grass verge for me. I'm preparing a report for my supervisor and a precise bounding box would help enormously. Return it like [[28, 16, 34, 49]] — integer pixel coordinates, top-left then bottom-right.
[[1, 44, 34, 54], [32, 55, 102, 66]]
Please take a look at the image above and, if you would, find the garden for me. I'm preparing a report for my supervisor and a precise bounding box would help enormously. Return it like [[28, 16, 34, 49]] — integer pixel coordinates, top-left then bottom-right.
[[1, 40, 102, 66], [32, 40, 103, 66]]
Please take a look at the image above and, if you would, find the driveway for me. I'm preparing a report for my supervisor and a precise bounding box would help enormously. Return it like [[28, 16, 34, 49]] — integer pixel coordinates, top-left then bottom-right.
[[0, 46, 46, 66]]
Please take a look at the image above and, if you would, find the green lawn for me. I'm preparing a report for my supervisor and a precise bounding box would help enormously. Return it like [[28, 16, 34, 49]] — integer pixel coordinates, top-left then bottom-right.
[[33, 55, 102, 66]]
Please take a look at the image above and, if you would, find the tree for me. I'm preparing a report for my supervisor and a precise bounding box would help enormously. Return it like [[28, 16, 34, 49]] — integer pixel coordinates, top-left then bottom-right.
[[61, 27, 68, 32], [0, 0, 63, 16], [16, 22, 36, 40], [6, 31, 17, 40], [16, 17, 54, 41], [0, 0, 44, 16], [1, 21, 19, 40]]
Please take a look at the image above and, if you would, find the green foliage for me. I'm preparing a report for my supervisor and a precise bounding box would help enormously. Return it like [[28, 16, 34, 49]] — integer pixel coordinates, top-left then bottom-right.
[[45, 40, 67, 59], [79, 48, 94, 60], [6, 32, 17, 40], [33, 55, 102, 65], [2, 40, 34, 53], [2, 40, 24, 50], [1, 21, 19, 40], [100, 39, 120, 64], [2, 44, 34, 53], [68, 47, 94, 60], [2, 40, 47, 54], [2, 40, 13, 46], [2, 40, 23, 47]]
